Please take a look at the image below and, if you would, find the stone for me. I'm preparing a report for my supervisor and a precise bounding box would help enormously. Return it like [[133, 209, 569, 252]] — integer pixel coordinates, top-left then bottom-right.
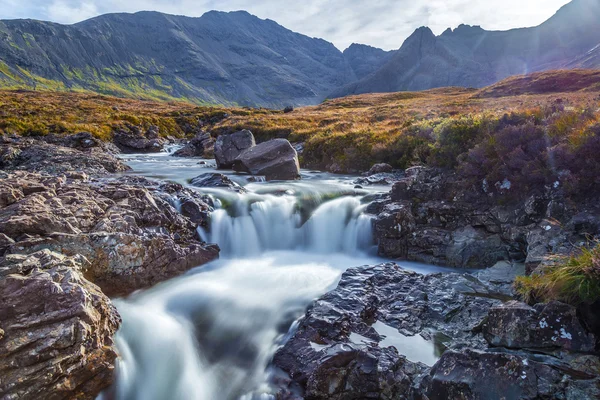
[[232, 138, 300, 181], [367, 163, 393, 175], [173, 132, 215, 158], [0, 172, 220, 297], [0, 250, 120, 399], [483, 300, 596, 352], [0, 140, 130, 176], [113, 127, 165, 153], [189, 173, 247, 193], [214, 130, 255, 168], [419, 349, 600, 400]]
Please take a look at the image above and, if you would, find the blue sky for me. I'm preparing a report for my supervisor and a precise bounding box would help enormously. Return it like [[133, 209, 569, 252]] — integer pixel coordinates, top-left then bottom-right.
[[0, 0, 572, 50]]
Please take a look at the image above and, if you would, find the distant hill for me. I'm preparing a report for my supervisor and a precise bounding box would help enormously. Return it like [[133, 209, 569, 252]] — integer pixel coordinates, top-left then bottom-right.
[[0, 11, 357, 107], [342, 44, 396, 79], [330, 0, 600, 98]]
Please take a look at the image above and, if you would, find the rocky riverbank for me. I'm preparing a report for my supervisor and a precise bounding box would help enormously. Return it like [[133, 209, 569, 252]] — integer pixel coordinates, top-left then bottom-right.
[[0, 135, 220, 398], [273, 263, 600, 399]]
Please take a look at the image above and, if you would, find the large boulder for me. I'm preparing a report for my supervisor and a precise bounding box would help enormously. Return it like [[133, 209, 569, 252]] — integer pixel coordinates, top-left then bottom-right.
[[214, 130, 255, 168], [173, 132, 215, 158], [232, 138, 300, 181], [0, 250, 120, 399]]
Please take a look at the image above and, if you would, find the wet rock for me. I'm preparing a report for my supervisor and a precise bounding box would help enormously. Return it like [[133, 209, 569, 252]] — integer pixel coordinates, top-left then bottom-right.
[[446, 226, 508, 268], [214, 129, 255, 168], [367, 163, 393, 175], [0, 250, 120, 399], [0, 172, 220, 296], [0, 140, 130, 175], [274, 263, 503, 398], [113, 125, 165, 153], [189, 173, 247, 193], [173, 132, 215, 158], [483, 301, 596, 352], [419, 349, 600, 400], [233, 138, 300, 181]]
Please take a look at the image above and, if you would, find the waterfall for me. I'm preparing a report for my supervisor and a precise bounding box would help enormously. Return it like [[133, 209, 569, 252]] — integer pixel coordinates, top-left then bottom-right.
[[199, 193, 374, 257]]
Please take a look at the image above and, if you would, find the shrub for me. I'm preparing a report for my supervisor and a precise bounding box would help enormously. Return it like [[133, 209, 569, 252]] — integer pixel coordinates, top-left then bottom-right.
[[515, 243, 600, 305], [427, 117, 482, 168]]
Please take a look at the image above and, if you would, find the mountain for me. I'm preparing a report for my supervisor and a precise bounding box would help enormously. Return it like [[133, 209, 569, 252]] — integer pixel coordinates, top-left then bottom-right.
[[342, 44, 396, 79], [0, 11, 357, 107], [330, 0, 600, 98]]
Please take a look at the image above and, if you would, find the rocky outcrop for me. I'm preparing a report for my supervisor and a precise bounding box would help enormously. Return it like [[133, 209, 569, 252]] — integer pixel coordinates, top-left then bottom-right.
[[0, 138, 130, 175], [232, 138, 300, 181], [0, 250, 120, 399], [0, 171, 220, 296], [214, 130, 256, 169], [274, 263, 600, 400], [173, 132, 215, 158], [371, 166, 599, 269], [189, 173, 247, 193], [113, 125, 165, 153]]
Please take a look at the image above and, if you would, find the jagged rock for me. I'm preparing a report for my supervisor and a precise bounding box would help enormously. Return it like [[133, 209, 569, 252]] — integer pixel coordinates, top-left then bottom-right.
[[0, 250, 120, 399], [419, 349, 600, 400], [189, 173, 247, 193], [274, 263, 504, 398], [367, 163, 393, 175], [0, 172, 220, 296], [0, 140, 130, 175], [173, 132, 215, 158], [232, 138, 300, 181], [113, 126, 165, 153], [214, 130, 255, 168], [483, 301, 596, 352]]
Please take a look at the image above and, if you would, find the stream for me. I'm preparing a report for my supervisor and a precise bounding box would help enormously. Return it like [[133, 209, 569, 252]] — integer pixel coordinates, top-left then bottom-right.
[[101, 150, 454, 400]]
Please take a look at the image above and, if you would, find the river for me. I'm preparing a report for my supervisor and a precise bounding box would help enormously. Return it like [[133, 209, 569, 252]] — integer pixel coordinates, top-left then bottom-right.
[[101, 150, 453, 400]]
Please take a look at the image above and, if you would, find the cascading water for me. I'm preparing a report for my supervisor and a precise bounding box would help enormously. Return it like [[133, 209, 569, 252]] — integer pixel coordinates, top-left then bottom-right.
[[103, 154, 449, 400], [200, 192, 374, 257]]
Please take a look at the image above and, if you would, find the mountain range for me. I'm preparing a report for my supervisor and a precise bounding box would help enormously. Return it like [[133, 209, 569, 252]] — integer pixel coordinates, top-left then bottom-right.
[[0, 0, 598, 107]]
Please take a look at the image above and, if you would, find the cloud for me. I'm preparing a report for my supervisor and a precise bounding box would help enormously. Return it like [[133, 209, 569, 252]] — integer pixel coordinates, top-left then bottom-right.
[[0, 0, 572, 50]]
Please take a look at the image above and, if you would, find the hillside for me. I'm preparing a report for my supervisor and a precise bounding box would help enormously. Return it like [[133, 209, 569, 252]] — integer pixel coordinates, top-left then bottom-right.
[[0, 11, 356, 107], [331, 0, 600, 98], [2, 69, 600, 176]]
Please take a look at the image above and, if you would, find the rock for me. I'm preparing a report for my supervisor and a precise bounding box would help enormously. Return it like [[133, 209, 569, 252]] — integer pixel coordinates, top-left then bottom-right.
[[214, 130, 255, 169], [483, 300, 596, 352], [419, 349, 600, 400], [446, 226, 508, 268], [189, 173, 247, 193], [113, 126, 165, 153], [0, 250, 120, 399], [283, 106, 294, 113], [367, 163, 393, 175], [173, 132, 215, 158], [0, 140, 130, 175], [232, 138, 300, 181], [274, 263, 504, 398], [0, 172, 220, 297]]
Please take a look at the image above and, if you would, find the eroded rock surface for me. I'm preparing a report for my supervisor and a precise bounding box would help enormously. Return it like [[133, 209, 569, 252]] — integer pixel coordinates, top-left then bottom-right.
[[173, 132, 215, 158], [0, 250, 120, 399], [274, 263, 600, 400], [0, 171, 219, 296], [371, 167, 600, 269], [113, 125, 165, 153]]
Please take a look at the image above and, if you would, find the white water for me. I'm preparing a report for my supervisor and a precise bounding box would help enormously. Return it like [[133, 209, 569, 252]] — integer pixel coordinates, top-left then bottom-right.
[[103, 154, 452, 400]]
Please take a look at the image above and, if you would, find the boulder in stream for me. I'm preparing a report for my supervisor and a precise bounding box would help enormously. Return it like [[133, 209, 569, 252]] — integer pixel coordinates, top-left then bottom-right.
[[232, 138, 300, 181], [214, 129, 255, 168], [190, 173, 247, 193]]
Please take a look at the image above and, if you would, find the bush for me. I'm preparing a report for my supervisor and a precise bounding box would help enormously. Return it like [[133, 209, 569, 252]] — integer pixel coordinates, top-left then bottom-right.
[[427, 117, 482, 168], [460, 122, 556, 195], [515, 243, 600, 306]]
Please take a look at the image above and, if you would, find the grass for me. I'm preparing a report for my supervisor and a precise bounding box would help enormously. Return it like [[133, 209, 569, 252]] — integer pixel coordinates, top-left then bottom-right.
[[515, 243, 600, 305], [0, 69, 599, 179]]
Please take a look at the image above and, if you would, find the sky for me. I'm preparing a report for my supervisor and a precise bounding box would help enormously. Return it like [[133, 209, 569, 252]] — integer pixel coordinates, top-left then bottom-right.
[[0, 0, 572, 50]]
